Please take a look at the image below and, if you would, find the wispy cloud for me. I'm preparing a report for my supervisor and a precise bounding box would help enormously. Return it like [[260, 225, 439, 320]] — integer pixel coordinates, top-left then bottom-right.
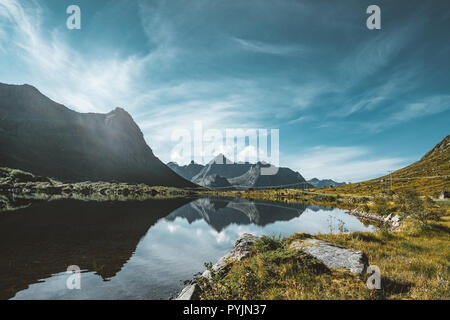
[[0, 0, 448, 180], [388, 95, 450, 123], [285, 146, 409, 182], [337, 20, 422, 83], [365, 94, 450, 132], [287, 116, 308, 125], [233, 37, 305, 56], [0, 0, 153, 113]]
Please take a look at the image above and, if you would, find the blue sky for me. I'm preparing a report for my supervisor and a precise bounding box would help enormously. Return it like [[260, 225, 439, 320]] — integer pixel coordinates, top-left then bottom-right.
[[0, 0, 449, 182]]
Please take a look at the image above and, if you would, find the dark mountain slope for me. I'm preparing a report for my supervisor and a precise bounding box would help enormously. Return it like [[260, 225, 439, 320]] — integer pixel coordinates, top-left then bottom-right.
[[167, 161, 204, 180], [0, 83, 194, 187]]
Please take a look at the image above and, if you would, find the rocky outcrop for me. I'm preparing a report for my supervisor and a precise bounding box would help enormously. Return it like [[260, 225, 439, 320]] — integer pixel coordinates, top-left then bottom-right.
[[175, 233, 258, 300], [348, 209, 401, 230], [290, 239, 368, 274], [176, 283, 201, 300], [175, 232, 371, 300], [201, 233, 258, 279]]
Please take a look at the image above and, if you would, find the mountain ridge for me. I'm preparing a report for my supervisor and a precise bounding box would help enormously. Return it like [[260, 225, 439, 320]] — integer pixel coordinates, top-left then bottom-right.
[[168, 154, 311, 190], [321, 135, 450, 196], [0, 82, 195, 187], [307, 178, 347, 188]]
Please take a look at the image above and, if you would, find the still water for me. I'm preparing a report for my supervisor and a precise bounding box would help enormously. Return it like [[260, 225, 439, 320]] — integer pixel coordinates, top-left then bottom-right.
[[0, 197, 376, 300]]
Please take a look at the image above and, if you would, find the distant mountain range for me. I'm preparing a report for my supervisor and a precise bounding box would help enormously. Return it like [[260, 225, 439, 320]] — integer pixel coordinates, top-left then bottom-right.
[[0, 82, 352, 190], [307, 178, 347, 188], [0, 83, 194, 187], [168, 154, 312, 190]]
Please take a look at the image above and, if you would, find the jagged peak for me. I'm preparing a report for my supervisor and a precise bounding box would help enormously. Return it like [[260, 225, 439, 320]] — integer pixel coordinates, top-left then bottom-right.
[[108, 107, 132, 118], [209, 153, 233, 165]]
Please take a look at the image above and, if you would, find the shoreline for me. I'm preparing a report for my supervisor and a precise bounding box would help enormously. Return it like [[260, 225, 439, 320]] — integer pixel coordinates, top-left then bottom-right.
[[174, 209, 403, 300], [346, 209, 401, 230]]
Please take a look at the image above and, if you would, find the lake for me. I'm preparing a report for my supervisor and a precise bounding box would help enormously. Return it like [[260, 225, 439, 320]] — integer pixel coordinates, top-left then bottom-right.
[[0, 197, 377, 300]]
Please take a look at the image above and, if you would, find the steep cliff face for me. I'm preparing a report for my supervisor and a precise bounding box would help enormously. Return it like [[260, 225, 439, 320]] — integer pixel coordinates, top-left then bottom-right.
[[0, 83, 195, 187]]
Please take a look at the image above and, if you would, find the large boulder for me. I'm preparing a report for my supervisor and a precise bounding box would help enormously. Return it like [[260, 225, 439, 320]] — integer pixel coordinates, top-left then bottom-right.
[[175, 283, 201, 300], [291, 239, 368, 274], [202, 233, 258, 279]]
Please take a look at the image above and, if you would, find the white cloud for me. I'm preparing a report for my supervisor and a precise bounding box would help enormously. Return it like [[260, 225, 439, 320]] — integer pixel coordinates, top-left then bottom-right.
[[0, 0, 263, 164], [284, 146, 409, 182], [0, 0, 154, 113]]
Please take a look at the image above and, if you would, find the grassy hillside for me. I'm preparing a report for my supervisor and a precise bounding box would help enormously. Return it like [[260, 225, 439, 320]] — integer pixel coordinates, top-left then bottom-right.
[[200, 217, 450, 300], [318, 135, 450, 196]]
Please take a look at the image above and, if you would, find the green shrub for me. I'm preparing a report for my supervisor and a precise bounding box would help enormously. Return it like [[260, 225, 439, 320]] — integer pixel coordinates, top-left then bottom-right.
[[371, 195, 393, 216], [395, 190, 445, 227], [251, 234, 282, 253]]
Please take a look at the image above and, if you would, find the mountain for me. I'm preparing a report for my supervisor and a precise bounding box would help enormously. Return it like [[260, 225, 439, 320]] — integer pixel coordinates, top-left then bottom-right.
[[228, 162, 310, 189], [193, 173, 234, 189], [169, 154, 311, 190], [167, 160, 204, 180], [307, 178, 347, 188], [326, 135, 450, 196], [0, 83, 195, 187], [192, 154, 252, 180]]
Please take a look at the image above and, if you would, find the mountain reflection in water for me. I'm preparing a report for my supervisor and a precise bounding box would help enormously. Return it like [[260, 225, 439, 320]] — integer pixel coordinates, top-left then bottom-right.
[[0, 197, 376, 300]]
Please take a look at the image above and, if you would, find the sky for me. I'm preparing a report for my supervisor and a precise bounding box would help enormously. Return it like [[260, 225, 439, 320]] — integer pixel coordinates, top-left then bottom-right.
[[0, 0, 449, 182]]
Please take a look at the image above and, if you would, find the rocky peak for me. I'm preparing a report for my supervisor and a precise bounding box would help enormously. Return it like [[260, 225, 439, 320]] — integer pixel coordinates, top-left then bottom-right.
[[210, 153, 233, 165], [422, 135, 450, 160]]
